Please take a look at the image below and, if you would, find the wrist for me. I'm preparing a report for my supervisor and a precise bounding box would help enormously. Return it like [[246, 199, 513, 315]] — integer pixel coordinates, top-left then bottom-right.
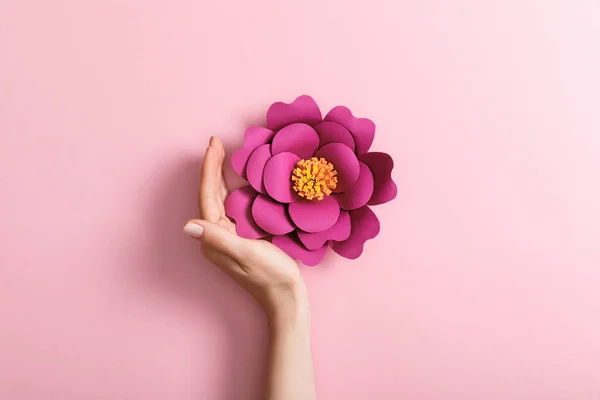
[[267, 283, 310, 334]]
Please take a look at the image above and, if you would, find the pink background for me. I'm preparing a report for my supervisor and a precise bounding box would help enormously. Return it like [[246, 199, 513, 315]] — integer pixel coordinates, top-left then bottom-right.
[[1, 1, 599, 399]]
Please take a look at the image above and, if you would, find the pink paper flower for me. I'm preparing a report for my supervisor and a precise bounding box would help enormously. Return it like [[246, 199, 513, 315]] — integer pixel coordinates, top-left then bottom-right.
[[225, 95, 397, 266]]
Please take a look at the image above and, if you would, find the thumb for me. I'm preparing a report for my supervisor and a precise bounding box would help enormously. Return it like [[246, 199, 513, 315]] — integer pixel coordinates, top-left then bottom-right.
[[183, 219, 250, 261]]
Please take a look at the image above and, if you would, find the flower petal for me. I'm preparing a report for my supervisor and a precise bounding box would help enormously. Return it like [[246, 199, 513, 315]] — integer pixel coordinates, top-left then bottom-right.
[[314, 121, 355, 151], [288, 196, 340, 233], [266, 95, 322, 131], [297, 210, 351, 250], [231, 127, 275, 179], [324, 106, 375, 155], [271, 123, 320, 159], [334, 162, 374, 210], [251, 194, 295, 235], [246, 144, 271, 194], [331, 206, 380, 259], [263, 152, 300, 203], [272, 233, 327, 267], [315, 143, 360, 193], [224, 186, 268, 239], [359, 152, 398, 205]]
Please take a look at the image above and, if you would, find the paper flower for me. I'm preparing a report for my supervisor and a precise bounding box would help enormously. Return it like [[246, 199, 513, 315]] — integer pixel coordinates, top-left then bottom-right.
[[225, 95, 397, 266]]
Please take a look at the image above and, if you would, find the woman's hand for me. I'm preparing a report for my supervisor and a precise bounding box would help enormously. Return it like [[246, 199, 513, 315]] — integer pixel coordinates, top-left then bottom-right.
[[183, 136, 308, 324], [184, 137, 317, 400]]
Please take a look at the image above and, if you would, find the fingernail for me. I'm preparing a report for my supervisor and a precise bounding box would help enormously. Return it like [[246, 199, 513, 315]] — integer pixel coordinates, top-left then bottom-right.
[[183, 222, 204, 238]]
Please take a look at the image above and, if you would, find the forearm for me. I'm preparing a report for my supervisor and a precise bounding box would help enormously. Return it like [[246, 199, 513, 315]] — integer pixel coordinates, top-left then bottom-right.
[[264, 295, 316, 400]]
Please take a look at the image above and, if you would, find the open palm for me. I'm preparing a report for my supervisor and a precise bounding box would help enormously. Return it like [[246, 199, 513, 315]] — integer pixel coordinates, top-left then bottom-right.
[[192, 137, 304, 313]]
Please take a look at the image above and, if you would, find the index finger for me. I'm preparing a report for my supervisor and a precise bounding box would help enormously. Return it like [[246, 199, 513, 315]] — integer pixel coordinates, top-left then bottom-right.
[[198, 137, 225, 222]]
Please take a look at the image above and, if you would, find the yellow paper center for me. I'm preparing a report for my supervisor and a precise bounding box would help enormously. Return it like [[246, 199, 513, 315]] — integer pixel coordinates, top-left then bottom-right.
[[291, 157, 338, 200]]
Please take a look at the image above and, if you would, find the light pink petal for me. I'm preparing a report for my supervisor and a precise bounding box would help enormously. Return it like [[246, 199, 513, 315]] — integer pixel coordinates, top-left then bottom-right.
[[266, 95, 322, 131], [331, 206, 380, 259], [251, 194, 295, 235], [272, 234, 327, 267], [231, 127, 275, 179], [324, 106, 375, 155], [334, 162, 374, 210], [263, 152, 300, 203], [297, 210, 351, 250], [224, 186, 268, 239], [288, 196, 340, 233], [314, 121, 355, 151], [246, 144, 271, 194], [315, 143, 360, 193], [271, 123, 320, 159], [359, 152, 398, 205]]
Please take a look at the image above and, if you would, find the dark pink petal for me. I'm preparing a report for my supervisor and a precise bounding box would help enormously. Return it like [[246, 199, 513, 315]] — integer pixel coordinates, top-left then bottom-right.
[[231, 127, 275, 179], [314, 121, 355, 151], [263, 152, 300, 203], [246, 144, 271, 194], [251, 194, 295, 235], [272, 234, 327, 266], [271, 123, 320, 159], [331, 206, 380, 259], [288, 196, 340, 233], [334, 162, 374, 210], [359, 152, 397, 205], [266, 95, 322, 131], [315, 143, 360, 193], [297, 210, 351, 250], [324, 106, 375, 155], [224, 186, 268, 239]]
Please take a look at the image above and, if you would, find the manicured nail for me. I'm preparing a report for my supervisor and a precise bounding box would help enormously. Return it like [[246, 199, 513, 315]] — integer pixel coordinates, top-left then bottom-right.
[[183, 222, 204, 238]]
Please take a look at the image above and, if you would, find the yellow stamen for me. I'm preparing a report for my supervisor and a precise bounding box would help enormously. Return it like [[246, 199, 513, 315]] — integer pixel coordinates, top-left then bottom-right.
[[291, 157, 338, 200]]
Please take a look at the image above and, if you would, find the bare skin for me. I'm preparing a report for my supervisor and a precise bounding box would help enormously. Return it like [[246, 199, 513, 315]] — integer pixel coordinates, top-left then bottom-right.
[[183, 136, 317, 400]]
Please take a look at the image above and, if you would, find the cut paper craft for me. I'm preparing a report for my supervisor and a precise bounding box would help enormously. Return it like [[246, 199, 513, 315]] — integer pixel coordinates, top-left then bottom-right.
[[359, 152, 398, 205], [224, 186, 268, 239], [224, 95, 397, 265], [297, 210, 351, 250], [314, 143, 360, 193], [266, 95, 322, 131], [252, 194, 295, 235], [271, 123, 320, 159], [231, 127, 274, 179], [314, 121, 355, 151], [272, 233, 328, 267], [334, 162, 374, 210], [263, 152, 301, 203], [331, 206, 381, 259], [324, 106, 376, 155], [246, 144, 272, 194], [288, 196, 340, 233]]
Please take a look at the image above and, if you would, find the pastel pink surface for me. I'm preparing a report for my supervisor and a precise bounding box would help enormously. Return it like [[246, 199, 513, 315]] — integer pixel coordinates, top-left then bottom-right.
[[335, 162, 374, 210], [263, 152, 300, 203], [359, 152, 397, 205], [324, 106, 375, 155], [298, 210, 351, 250], [288, 196, 340, 233], [2, 2, 600, 400], [315, 143, 360, 192], [331, 206, 380, 259], [246, 144, 271, 194], [314, 121, 356, 151], [251, 194, 295, 235], [271, 123, 320, 160], [224, 186, 267, 239], [266, 95, 322, 131], [231, 126, 274, 179], [271, 234, 327, 267]]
